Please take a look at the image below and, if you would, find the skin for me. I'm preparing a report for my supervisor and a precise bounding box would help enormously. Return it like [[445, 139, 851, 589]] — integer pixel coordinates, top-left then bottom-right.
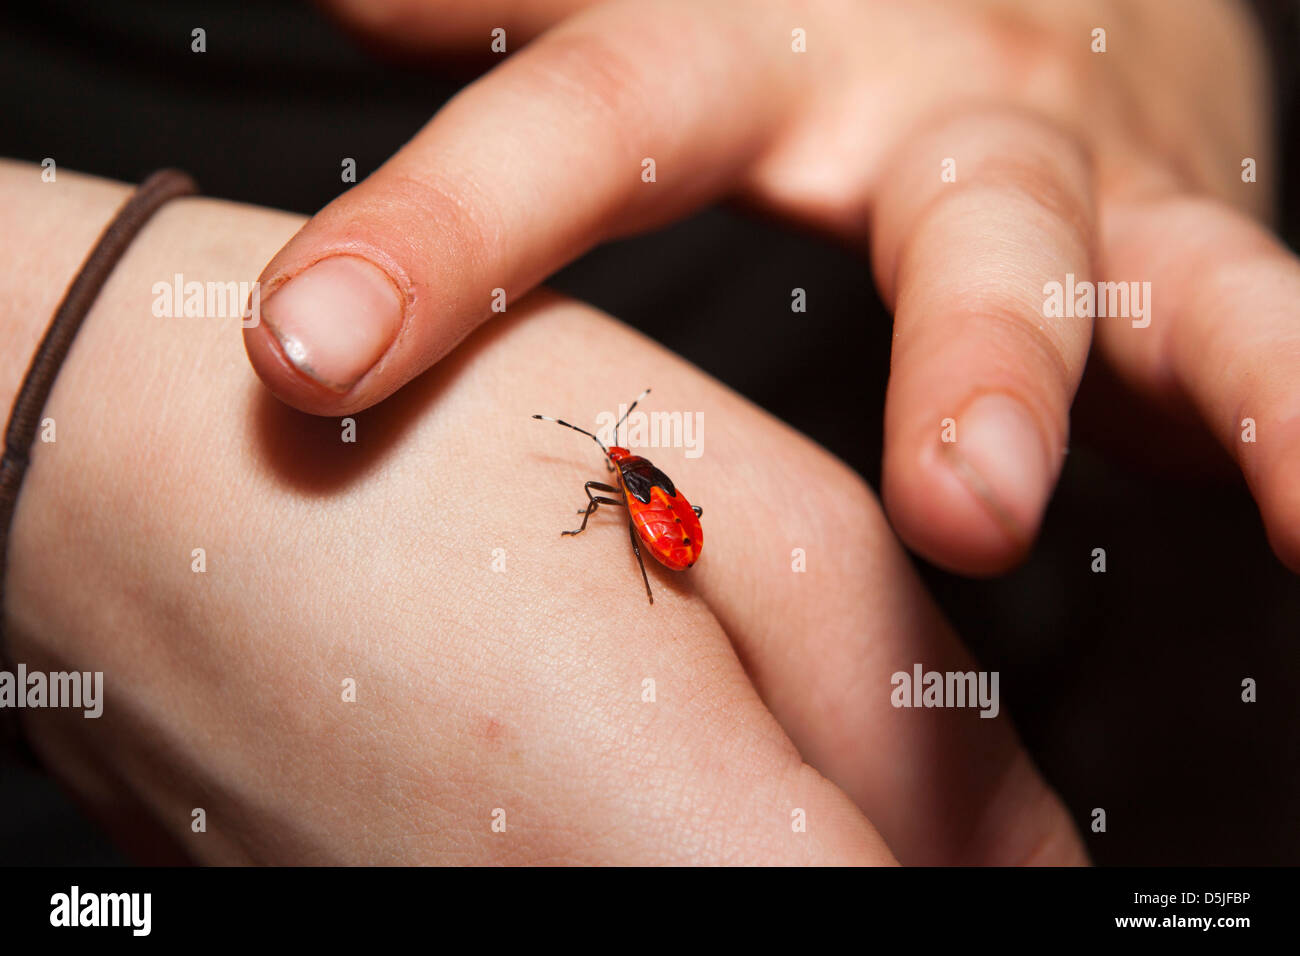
[[0, 162, 1083, 864], [246, 0, 1300, 578]]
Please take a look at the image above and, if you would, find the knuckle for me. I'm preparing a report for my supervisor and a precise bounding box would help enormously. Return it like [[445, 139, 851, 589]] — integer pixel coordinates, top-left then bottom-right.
[[930, 108, 1095, 238], [972, 15, 1103, 127], [795, 448, 891, 557], [378, 168, 505, 280], [521, 28, 658, 151], [875, 106, 1096, 303]]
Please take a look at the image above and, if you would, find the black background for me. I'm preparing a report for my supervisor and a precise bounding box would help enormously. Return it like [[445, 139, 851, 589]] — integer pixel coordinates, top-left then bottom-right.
[[1, 0, 1297, 865]]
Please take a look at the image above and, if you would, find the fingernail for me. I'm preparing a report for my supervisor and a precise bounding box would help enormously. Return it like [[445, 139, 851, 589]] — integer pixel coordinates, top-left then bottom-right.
[[947, 394, 1052, 541], [260, 256, 403, 392]]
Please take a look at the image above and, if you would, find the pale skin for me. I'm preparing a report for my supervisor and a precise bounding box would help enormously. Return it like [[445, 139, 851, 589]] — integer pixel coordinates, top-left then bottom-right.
[[1, 162, 1083, 864], [247, 0, 1300, 577], [6, 0, 1292, 866]]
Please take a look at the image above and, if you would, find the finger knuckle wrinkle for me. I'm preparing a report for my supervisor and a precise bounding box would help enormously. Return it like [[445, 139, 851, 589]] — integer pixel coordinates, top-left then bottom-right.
[[970, 299, 1076, 392], [385, 169, 503, 273], [524, 30, 657, 147]]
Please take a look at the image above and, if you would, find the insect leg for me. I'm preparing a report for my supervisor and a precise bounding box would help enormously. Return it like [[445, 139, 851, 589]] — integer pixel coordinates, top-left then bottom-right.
[[562, 494, 624, 536], [692, 505, 702, 517], [626, 520, 655, 600], [577, 480, 622, 512], [628, 519, 654, 605]]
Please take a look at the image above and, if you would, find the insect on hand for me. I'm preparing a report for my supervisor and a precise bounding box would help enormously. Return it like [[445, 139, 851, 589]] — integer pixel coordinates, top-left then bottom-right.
[[533, 388, 702, 604]]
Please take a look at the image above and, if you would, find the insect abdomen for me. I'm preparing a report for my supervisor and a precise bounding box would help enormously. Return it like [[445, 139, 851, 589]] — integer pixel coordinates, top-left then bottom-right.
[[630, 486, 702, 571]]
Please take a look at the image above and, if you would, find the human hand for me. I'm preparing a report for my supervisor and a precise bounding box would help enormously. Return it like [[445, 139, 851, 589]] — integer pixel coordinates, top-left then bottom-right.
[[3, 163, 1081, 864], [245, 0, 1299, 576]]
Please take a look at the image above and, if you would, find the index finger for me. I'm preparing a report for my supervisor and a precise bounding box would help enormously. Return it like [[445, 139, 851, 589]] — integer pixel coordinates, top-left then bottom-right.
[[246, 0, 809, 415]]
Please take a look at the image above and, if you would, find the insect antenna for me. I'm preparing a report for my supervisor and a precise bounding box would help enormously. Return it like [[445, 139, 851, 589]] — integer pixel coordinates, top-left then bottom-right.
[[613, 387, 651, 447], [532, 414, 612, 462]]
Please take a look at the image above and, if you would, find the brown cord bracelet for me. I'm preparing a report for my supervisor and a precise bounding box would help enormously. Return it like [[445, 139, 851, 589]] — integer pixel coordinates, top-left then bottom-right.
[[0, 169, 199, 766]]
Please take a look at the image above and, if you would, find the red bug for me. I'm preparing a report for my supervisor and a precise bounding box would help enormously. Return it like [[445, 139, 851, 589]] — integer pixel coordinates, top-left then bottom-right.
[[533, 388, 702, 604]]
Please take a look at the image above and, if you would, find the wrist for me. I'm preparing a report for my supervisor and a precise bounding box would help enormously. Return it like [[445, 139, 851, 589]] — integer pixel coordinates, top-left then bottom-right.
[[0, 162, 132, 415], [0, 162, 133, 767], [0, 162, 304, 857]]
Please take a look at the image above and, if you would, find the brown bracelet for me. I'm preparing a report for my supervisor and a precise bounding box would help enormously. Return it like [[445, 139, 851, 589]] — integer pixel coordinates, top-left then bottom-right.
[[0, 169, 199, 767]]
